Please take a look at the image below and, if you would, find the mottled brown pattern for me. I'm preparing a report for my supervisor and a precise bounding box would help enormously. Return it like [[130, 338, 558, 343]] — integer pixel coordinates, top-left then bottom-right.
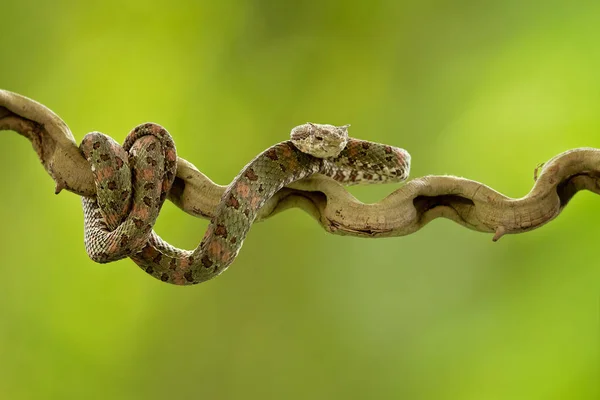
[[215, 224, 228, 238], [244, 168, 258, 181], [82, 123, 410, 285], [226, 194, 240, 209], [81, 124, 177, 263], [201, 255, 213, 268], [265, 148, 278, 160]]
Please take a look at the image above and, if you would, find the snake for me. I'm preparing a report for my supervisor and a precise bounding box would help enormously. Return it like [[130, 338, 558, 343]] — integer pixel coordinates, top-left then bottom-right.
[[80, 122, 411, 285]]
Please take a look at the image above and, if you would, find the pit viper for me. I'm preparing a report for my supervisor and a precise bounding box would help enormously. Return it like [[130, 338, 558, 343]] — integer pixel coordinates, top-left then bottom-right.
[[81, 122, 411, 285]]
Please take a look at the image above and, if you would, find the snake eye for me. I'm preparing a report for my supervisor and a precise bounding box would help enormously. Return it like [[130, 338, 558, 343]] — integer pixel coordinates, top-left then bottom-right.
[[315, 136, 323, 141]]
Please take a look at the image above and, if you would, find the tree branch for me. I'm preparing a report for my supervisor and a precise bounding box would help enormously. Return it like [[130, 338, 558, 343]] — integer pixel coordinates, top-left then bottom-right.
[[2, 89, 598, 241]]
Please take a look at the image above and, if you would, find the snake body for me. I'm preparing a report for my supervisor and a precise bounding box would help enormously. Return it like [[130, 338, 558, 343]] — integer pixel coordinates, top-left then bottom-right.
[[81, 123, 410, 285]]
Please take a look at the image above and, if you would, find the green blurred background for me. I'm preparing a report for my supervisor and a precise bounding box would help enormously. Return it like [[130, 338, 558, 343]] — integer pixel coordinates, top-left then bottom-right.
[[1, 1, 599, 399]]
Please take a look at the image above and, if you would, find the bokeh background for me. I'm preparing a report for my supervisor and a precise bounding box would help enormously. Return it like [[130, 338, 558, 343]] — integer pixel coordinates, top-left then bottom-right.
[[1, 1, 599, 399]]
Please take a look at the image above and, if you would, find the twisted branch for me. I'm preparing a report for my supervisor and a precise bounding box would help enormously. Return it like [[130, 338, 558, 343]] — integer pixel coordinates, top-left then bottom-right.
[[2, 89, 598, 241]]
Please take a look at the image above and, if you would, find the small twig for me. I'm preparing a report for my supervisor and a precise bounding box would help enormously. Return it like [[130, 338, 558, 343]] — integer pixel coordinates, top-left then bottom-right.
[[2, 89, 599, 241]]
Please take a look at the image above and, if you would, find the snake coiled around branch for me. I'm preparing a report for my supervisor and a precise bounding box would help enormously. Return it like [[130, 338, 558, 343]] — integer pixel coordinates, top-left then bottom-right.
[[4, 90, 598, 286], [81, 122, 411, 285]]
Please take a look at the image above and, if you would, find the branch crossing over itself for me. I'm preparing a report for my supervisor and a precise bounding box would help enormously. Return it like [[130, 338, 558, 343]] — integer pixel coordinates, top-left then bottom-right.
[[1, 89, 599, 245]]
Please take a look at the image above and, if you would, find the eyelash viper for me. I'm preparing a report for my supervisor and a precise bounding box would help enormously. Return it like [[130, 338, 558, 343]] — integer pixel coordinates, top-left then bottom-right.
[[81, 122, 410, 285]]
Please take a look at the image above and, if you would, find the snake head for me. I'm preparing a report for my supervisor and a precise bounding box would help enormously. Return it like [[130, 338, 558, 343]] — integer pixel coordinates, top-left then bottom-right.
[[290, 122, 350, 158]]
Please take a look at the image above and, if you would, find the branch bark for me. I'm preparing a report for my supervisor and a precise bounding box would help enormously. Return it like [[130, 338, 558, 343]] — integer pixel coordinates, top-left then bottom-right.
[[2, 89, 598, 241]]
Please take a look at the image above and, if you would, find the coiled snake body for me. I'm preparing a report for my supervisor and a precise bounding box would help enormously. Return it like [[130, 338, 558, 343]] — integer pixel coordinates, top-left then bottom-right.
[[81, 123, 410, 285]]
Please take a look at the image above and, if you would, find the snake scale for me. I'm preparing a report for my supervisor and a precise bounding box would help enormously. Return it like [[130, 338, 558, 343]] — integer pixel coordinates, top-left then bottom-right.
[[81, 122, 411, 285]]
